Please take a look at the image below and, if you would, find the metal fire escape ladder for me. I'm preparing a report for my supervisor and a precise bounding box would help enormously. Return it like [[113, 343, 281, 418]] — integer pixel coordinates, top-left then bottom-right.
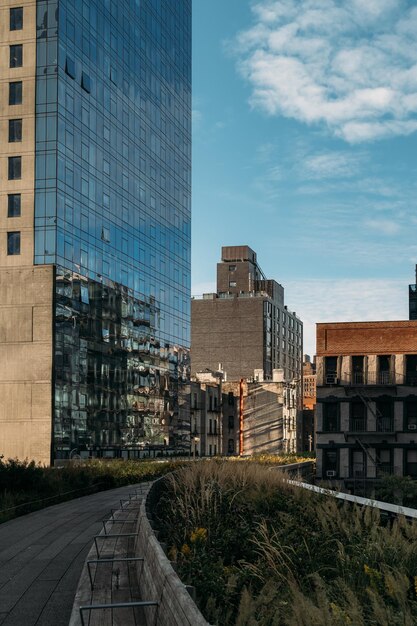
[[355, 388, 381, 468]]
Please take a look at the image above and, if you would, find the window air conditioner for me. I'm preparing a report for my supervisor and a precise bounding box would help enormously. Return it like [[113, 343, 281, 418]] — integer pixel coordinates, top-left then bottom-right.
[[326, 470, 336, 478], [326, 375, 338, 385], [408, 424, 417, 430]]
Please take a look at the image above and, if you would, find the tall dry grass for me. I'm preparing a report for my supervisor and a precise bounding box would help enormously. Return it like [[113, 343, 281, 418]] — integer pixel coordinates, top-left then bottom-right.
[[154, 460, 417, 625]]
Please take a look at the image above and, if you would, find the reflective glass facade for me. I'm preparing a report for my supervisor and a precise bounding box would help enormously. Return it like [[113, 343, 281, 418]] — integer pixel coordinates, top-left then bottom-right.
[[34, 0, 191, 459]]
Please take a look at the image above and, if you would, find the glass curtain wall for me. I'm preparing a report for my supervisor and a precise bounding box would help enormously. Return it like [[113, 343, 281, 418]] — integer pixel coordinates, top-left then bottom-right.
[[35, 0, 191, 459]]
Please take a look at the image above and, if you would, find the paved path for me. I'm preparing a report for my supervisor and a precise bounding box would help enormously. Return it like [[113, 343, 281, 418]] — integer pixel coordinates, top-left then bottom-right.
[[0, 484, 145, 626]]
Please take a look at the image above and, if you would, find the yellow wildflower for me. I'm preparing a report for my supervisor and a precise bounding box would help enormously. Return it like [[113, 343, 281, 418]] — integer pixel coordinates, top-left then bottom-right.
[[190, 527, 208, 543], [181, 543, 191, 557]]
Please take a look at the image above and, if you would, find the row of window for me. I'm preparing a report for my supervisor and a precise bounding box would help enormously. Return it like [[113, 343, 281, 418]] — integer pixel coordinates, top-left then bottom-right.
[[6, 9, 24, 258], [322, 448, 417, 479], [321, 399, 417, 431]]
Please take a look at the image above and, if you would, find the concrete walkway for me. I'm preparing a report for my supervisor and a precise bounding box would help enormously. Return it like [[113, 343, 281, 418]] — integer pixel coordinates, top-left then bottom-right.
[[0, 484, 146, 626]]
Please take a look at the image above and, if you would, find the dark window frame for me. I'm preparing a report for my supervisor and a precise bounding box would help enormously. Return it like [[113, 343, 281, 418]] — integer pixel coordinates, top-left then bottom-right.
[[322, 402, 339, 432], [7, 231, 21, 255], [10, 7, 23, 31], [10, 44, 23, 68], [404, 398, 417, 431], [8, 118, 22, 143], [8, 156, 22, 180], [9, 81, 22, 105], [81, 72, 91, 93], [65, 57, 76, 79], [7, 194, 21, 218]]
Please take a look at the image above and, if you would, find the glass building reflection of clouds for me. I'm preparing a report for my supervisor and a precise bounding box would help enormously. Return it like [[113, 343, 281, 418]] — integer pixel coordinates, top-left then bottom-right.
[[34, 0, 191, 459]]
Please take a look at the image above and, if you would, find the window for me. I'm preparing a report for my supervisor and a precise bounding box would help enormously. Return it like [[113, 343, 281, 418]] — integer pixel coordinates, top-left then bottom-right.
[[228, 439, 235, 454], [350, 401, 366, 431], [375, 399, 393, 432], [8, 194, 21, 217], [81, 72, 91, 93], [405, 399, 417, 430], [376, 449, 392, 478], [323, 449, 338, 477], [228, 392, 234, 406], [229, 281, 236, 287], [351, 450, 365, 478], [322, 402, 339, 431], [10, 45, 23, 68], [228, 415, 234, 431], [7, 231, 20, 255], [9, 81, 22, 105], [8, 156, 21, 180], [406, 450, 417, 478], [229, 265, 236, 271], [9, 119, 22, 142], [10, 7, 23, 30], [325, 356, 337, 377], [65, 57, 76, 79]]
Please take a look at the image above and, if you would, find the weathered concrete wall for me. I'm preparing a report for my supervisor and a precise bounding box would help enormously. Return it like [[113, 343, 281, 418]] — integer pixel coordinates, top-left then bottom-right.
[[0, 266, 53, 464], [136, 480, 209, 626]]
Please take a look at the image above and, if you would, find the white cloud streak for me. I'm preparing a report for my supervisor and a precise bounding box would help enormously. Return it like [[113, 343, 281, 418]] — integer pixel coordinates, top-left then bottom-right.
[[285, 278, 409, 356], [235, 0, 417, 142]]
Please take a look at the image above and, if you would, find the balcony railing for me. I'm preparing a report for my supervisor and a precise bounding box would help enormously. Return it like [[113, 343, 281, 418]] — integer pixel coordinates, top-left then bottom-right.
[[349, 418, 367, 432], [349, 371, 396, 385], [348, 418, 394, 433], [344, 465, 398, 479], [322, 370, 417, 387], [376, 417, 394, 432]]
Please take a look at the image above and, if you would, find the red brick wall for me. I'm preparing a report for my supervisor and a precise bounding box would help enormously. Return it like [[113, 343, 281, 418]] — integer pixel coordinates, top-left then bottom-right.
[[316, 321, 417, 356]]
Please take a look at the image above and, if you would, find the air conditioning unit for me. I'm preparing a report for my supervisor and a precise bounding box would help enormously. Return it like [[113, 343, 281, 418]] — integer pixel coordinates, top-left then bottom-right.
[[408, 424, 417, 430], [326, 470, 336, 478], [326, 375, 338, 385]]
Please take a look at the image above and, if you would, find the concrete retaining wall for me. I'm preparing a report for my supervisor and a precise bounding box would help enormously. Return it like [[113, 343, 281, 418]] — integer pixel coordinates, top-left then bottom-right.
[[135, 480, 209, 626]]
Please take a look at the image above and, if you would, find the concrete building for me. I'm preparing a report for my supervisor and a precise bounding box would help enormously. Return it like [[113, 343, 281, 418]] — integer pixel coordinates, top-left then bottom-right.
[[190, 369, 297, 457], [316, 321, 417, 492], [0, 0, 191, 464], [191, 245, 303, 383], [302, 355, 316, 452], [190, 371, 223, 457]]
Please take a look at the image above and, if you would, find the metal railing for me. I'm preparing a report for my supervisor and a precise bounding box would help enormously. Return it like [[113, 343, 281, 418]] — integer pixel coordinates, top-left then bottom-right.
[[348, 418, 394, 433], [322, 370, 417, 386], [344, 465, 399, 479]]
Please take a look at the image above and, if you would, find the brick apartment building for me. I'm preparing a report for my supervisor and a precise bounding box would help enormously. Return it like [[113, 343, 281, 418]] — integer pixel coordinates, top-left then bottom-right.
[[191, 246, 303, 383], [316, 321, 417, 491]]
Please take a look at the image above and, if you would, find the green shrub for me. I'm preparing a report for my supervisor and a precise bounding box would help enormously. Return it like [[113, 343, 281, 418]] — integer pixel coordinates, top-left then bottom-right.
[[0, 457, 186, 523]]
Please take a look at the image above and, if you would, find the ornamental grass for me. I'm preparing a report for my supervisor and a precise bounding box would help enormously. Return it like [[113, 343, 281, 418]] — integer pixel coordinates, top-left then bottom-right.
[[154, 461, 417, 625]]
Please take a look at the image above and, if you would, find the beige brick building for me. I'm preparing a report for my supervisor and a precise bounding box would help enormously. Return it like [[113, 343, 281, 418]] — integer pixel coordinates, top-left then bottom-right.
[[0, 1, 53, 464]]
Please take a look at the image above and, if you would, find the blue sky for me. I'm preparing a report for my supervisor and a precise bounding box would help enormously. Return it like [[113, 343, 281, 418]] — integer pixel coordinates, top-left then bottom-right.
[[192, 0, 417, 355]]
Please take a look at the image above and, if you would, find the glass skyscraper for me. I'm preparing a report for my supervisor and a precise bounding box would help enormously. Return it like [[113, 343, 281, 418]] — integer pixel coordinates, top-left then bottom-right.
[[0, 0, 191, 463]]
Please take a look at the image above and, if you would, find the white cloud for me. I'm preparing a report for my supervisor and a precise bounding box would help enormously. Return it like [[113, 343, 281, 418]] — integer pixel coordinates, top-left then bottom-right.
[[235, 0, 417, 142], [303, 151, 361, 178], [285, 278, 409, 356], [364, 219, 401, 235]]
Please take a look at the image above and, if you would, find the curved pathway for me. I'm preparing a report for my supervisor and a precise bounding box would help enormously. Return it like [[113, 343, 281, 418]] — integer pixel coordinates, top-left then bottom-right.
[[0, 484, 145, 626]]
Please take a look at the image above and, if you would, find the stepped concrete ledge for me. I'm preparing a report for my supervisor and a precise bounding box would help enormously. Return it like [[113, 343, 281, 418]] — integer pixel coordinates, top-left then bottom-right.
[[70, 477, 209, 626], [0, 483, 149, 626]]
